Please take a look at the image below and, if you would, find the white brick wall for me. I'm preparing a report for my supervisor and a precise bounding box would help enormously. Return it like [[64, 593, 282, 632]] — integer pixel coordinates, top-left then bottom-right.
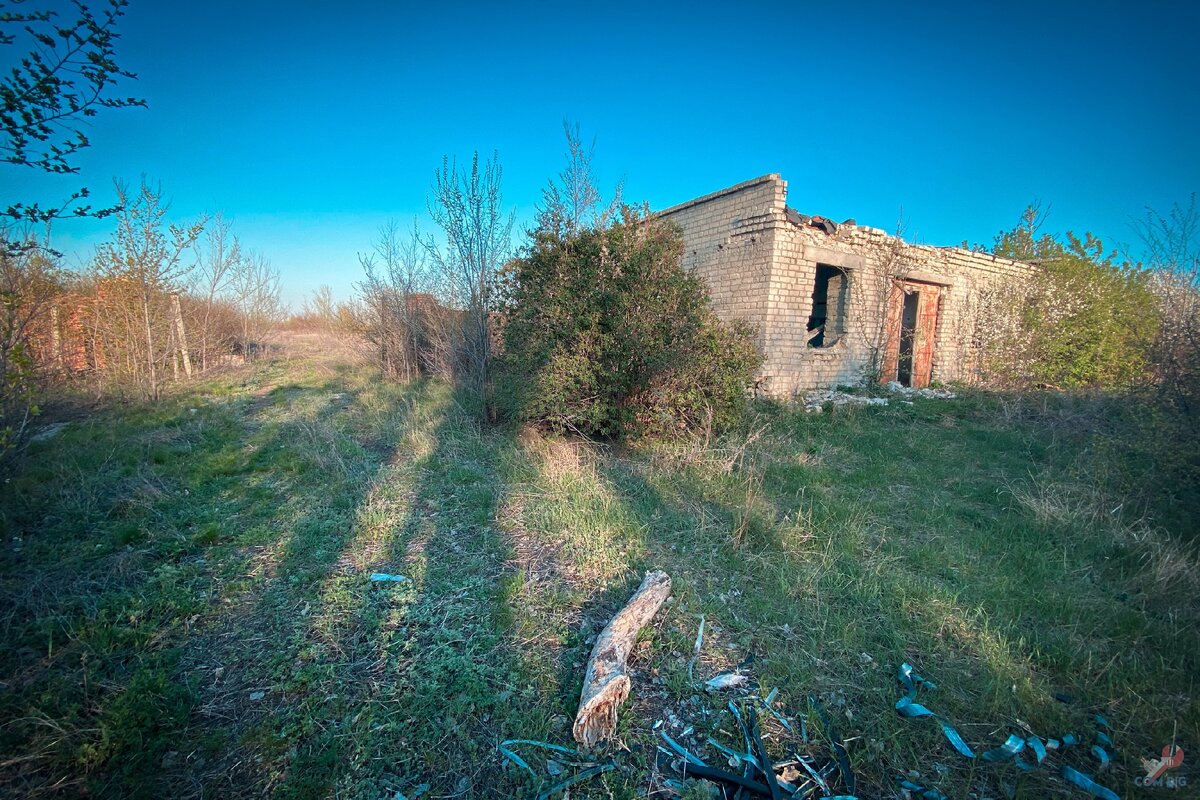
[[659, 174, 1039, 396]]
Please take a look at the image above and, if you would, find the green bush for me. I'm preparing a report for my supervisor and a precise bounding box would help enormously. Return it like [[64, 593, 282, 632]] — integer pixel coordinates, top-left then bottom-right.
[[990, 209, 1159, 389], [496, 206, 762, 438], [1024, 245, 1158, 388]]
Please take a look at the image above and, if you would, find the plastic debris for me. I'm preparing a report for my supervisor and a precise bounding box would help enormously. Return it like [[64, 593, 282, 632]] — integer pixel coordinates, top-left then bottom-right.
[[687, 614, 705, 680], [535, 764, 614, 800], [369, 573, 409, 582], [894, 662, 1120, 799], [899, 777, 950, 800], [705, 672, 749, 691]]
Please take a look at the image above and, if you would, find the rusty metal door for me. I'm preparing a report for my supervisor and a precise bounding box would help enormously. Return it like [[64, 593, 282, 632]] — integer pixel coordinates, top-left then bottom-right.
[[909, 285, 941, 388]]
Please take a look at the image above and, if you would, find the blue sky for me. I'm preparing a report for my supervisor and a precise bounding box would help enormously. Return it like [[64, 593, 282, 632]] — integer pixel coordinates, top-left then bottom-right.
[[9, 0, 1199, 306]]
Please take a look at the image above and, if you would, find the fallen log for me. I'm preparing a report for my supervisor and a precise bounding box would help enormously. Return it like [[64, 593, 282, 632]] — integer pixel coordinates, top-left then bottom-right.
[[572, 570, 672, 747]]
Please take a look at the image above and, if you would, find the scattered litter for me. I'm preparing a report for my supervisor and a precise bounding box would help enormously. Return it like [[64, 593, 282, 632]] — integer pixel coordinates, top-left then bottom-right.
[[803, 390, 889, 413], [705, 672, 749, 691], [248, 691, 265, 701], [498, 739, 615, 800], [884, 381, 957, 400], [369, 573, 409, 582], [537, 763, 614, 800], [803, 383, 956, 413], [498, 739, 579, 776], [894, 662, 1120, 800], [899, 777, 950, 799], [759, 692, 794, 732], [658, 696, 858, 799]]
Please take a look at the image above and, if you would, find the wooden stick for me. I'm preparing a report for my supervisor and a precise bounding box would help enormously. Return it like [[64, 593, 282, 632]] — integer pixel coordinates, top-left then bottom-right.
[[572, 570, 672, 747]]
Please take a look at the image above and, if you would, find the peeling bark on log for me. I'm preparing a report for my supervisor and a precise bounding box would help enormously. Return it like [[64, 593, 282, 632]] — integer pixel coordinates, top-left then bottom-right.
[[573, 570, 672, 748]]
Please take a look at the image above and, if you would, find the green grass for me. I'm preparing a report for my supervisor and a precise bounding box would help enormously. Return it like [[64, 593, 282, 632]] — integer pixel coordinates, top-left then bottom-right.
[[1, 346, 1196, 799]]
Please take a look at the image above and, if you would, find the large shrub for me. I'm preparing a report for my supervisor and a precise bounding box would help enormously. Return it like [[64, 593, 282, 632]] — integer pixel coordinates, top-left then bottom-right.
[[496, 206, 762, 438], [986, 208, 1159, 389]]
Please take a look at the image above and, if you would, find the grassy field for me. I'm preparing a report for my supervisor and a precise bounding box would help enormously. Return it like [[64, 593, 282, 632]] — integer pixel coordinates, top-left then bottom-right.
[[1, 337, 1196, 799]]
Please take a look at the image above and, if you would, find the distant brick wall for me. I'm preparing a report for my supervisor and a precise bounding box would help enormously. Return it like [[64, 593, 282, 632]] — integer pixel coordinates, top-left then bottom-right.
[[659, 174, 1038, 396]]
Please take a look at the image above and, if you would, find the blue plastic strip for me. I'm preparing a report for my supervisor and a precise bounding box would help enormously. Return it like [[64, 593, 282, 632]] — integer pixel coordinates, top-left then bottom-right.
[[704, 736, 760, 770], [897, 778, 950, 800], [809, 694, 856, 794], [894, 663, 1121, 799], [895, 664, 976, 758], [534, 763, 615, 800], [658, 730, 706, 767], [498, 745, 535, 776], [980, 733, 1026, 763], [498, 738, 581, 777], [1062, 765, 1120, 800], [1013, 736, 1048, 771]]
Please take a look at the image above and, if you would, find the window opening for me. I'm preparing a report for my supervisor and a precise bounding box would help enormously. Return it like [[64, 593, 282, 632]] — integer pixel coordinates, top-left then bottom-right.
[[806, 264, 848, 347]]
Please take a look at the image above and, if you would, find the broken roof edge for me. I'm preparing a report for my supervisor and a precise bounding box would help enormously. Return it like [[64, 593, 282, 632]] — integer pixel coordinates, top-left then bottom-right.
[[655, 173, 782, 218], [655, 172, 1037, 270]]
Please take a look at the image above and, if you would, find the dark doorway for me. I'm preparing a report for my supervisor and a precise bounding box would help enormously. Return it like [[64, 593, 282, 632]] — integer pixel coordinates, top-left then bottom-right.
[[882, 280, 942, 388], [897, 291, 920, 386]]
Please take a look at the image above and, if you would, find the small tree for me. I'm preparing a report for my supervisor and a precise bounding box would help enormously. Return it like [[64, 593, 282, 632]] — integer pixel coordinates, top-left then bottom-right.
[[299, 285, 337, 333], [190, 213, 242, 372], [499, 125, 760, 438], [539, 119, 622, 237], [229, 251, 284, 361], [424, 151, 515, 406], [0, 245, 61, 451], [357, 219, 446, 380], [92, 179, 205, 399], [1135, 195, 1200, 414], [0, 0, 141, 459]]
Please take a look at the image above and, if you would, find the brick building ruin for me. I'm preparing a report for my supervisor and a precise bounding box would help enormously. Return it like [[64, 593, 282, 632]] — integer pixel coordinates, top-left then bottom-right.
[[657, 174, 1037, 397]]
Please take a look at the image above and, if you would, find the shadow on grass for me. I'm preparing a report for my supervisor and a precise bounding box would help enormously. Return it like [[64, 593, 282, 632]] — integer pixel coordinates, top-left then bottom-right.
[[5, 367, 1194, 799], [173, 377, 550, 799], [0, 361, 428, 798], [566, 398, 1198, 800]]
